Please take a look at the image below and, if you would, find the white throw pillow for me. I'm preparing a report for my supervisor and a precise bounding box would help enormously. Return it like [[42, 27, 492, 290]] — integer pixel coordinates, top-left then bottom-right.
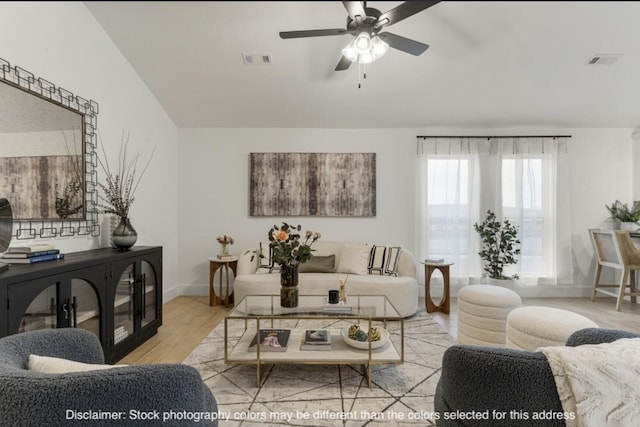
[[368, 245, 387, 275], [384, 246, 402, 276], [337, 244, 370, 275], [28, 354, 128, 374]]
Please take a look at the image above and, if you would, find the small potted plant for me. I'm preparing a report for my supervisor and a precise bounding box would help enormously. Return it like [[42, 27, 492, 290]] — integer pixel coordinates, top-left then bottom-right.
[[474, 210, 521, 285], [605, 200, 640, 231]]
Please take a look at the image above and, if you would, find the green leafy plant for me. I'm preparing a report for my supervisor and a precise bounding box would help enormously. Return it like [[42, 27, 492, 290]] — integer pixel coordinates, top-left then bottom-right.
[[473, 210, 521, 280], [268, 222, 321, 267], [605, 200, 640, 222]]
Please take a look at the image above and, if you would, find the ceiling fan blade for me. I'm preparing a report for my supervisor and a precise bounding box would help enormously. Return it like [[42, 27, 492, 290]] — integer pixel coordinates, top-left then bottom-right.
[[335, 55, 352, 71], [343, 1, 366, 22], [378, 1, 440, 27], [279, 29, 348, 39], [378, 32, 429, 56]]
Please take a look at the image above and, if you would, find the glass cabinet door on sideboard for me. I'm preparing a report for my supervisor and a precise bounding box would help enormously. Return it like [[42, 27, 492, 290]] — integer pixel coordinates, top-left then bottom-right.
[[108, 250, 162, 362], [7, 266, 106, 344], [8, 278, 62, 334], [70, 268, 108, 341]]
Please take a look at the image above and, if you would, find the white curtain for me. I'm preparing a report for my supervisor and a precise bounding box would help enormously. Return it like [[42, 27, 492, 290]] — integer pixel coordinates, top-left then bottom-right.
[[415, 136, 572, 286], [415, 138, 484, 286]]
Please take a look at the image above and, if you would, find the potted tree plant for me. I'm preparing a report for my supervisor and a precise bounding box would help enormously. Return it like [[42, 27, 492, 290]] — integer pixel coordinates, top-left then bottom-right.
[[473, 210, 521, 286], [605, 200, 640, 231]]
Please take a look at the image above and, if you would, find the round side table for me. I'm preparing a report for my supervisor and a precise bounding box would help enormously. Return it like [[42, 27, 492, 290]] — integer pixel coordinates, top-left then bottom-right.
[[208, 256, 238, 307], [421, 261, 454, 314]]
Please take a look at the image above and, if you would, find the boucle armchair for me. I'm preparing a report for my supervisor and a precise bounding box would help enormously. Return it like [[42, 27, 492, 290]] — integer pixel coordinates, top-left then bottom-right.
[[434, 328, 640, 426], [0, 328, 217, 426]]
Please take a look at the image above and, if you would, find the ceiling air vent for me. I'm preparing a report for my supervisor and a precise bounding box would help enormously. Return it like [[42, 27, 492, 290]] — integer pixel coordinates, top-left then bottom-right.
[[242, 54, 272, 66], [587, 54, 623, 65]]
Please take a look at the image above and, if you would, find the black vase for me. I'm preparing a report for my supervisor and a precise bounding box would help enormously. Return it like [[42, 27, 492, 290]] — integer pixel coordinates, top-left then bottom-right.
[[112, 217, 138, 250], [280, 263, 299, 308]]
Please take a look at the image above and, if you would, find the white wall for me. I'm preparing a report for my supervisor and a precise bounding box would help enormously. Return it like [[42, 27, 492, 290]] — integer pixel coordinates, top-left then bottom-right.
[[176, 128, 418, 296], [569, 128, 634, 290], [0, 2, 180, 296], [177, 127, 634, 298]]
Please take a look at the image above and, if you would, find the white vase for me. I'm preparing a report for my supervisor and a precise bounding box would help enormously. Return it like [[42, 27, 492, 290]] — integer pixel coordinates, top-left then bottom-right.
[[220, 243, 230, 256], [487, 276, 517, 289], [620, 222, 640, 232]]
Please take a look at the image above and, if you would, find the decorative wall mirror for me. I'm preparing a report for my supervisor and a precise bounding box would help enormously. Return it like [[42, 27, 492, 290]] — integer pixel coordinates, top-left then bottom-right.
[[0, 58, 99, 239]]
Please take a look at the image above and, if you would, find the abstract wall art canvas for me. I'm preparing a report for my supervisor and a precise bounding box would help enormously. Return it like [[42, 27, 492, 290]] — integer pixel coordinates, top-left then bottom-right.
[[249, 153, 376, 217]]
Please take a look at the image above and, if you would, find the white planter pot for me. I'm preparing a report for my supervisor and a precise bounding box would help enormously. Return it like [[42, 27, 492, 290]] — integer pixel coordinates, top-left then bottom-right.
[[620, 222, 640, 232], [487, 277, 517, 289]]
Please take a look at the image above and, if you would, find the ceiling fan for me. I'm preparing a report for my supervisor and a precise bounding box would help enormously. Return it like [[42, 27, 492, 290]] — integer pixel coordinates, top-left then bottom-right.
[[279, 1, 441, 71]]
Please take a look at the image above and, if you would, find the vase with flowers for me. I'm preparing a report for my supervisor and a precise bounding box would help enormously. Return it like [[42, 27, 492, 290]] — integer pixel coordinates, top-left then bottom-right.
[[97, 131, 155, 250], [268, 222, 321, 308], [216, 235, 234, 256]]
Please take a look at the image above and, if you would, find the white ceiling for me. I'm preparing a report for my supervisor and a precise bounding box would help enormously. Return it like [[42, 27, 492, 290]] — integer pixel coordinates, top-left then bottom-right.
[[85, 1, 640, 129]]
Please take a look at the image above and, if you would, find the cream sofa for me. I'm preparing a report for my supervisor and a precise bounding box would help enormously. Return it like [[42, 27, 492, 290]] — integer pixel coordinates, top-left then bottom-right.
[[234, 241, 419, 317]]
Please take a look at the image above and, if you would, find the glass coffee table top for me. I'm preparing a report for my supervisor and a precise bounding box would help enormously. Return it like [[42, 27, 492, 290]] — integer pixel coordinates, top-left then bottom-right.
[[227, 294, 402, 319]]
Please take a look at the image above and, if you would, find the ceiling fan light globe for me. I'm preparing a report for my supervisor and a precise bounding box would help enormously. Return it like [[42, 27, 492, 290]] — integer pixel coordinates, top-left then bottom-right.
[[358, 50, 375, 64], [341, 43, 359, 62], [371, 36, 389, 59], [354, 32, 372, 53]]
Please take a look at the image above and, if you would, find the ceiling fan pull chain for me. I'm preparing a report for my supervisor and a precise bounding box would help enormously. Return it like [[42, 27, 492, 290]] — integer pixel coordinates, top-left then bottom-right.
[[358, 61, 362, 89]]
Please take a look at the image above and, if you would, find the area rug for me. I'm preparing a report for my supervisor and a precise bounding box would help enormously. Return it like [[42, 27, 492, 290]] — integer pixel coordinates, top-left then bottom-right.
[[183, 309, 456, 426]]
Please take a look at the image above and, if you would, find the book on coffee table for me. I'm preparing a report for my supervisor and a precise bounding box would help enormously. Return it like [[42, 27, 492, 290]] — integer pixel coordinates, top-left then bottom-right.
[[304, 329, 331, 344], [248, 329, 291, 352], [300, 329, 332, 351]]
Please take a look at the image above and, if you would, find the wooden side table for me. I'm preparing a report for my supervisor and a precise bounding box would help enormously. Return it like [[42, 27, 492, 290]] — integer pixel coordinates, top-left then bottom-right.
[[209, 256, 238, 307], [422, 261, 454, 314]]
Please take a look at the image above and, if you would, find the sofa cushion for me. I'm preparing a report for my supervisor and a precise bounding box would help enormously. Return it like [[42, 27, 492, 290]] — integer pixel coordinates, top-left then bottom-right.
[[337, 244, 370, 275], [299, 255, 336, 273], [28, 354, 127, 374]]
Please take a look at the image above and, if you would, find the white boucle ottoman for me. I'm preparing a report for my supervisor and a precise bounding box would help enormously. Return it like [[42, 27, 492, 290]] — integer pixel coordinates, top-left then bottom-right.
[[506, 306, 599, 351], [457, 285, 523, 347]]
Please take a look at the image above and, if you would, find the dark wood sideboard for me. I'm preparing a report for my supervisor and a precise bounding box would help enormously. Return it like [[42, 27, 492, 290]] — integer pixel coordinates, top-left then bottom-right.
[[0, 246, 162, 364]]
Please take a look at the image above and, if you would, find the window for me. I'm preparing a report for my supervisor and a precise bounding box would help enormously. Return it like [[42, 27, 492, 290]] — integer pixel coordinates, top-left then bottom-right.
[[416, 137, 571, 285]]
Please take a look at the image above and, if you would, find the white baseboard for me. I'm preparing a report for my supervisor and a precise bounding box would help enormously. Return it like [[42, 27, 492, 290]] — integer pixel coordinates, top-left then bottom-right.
[[163, 284, 209, 303]]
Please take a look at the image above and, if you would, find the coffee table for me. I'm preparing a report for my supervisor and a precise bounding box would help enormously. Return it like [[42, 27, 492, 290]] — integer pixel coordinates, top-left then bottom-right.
[[224, 294, 405, 387]]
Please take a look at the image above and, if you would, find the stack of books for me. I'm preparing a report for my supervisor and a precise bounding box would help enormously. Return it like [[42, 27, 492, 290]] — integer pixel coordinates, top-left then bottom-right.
[[216, 254, 235, 261], [2, 244, 65, 265], [300, 329, 332, 351]]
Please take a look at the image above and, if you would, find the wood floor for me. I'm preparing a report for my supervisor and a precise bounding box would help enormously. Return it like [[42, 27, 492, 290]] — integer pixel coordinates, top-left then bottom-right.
[[119, 296, 229, 364], [119, 295, 640, 365]]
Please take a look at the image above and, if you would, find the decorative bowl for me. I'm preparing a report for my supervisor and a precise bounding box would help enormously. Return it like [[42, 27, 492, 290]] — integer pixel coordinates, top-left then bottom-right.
[[341, 327, 390, 350]]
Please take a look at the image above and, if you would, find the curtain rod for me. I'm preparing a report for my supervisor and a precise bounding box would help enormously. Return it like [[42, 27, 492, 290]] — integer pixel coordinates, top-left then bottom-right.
[[417, 135, 572, 139]]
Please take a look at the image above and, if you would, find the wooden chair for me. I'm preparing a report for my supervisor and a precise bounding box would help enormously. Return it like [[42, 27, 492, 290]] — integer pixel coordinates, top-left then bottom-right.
[[589, 229, 640, 311]]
